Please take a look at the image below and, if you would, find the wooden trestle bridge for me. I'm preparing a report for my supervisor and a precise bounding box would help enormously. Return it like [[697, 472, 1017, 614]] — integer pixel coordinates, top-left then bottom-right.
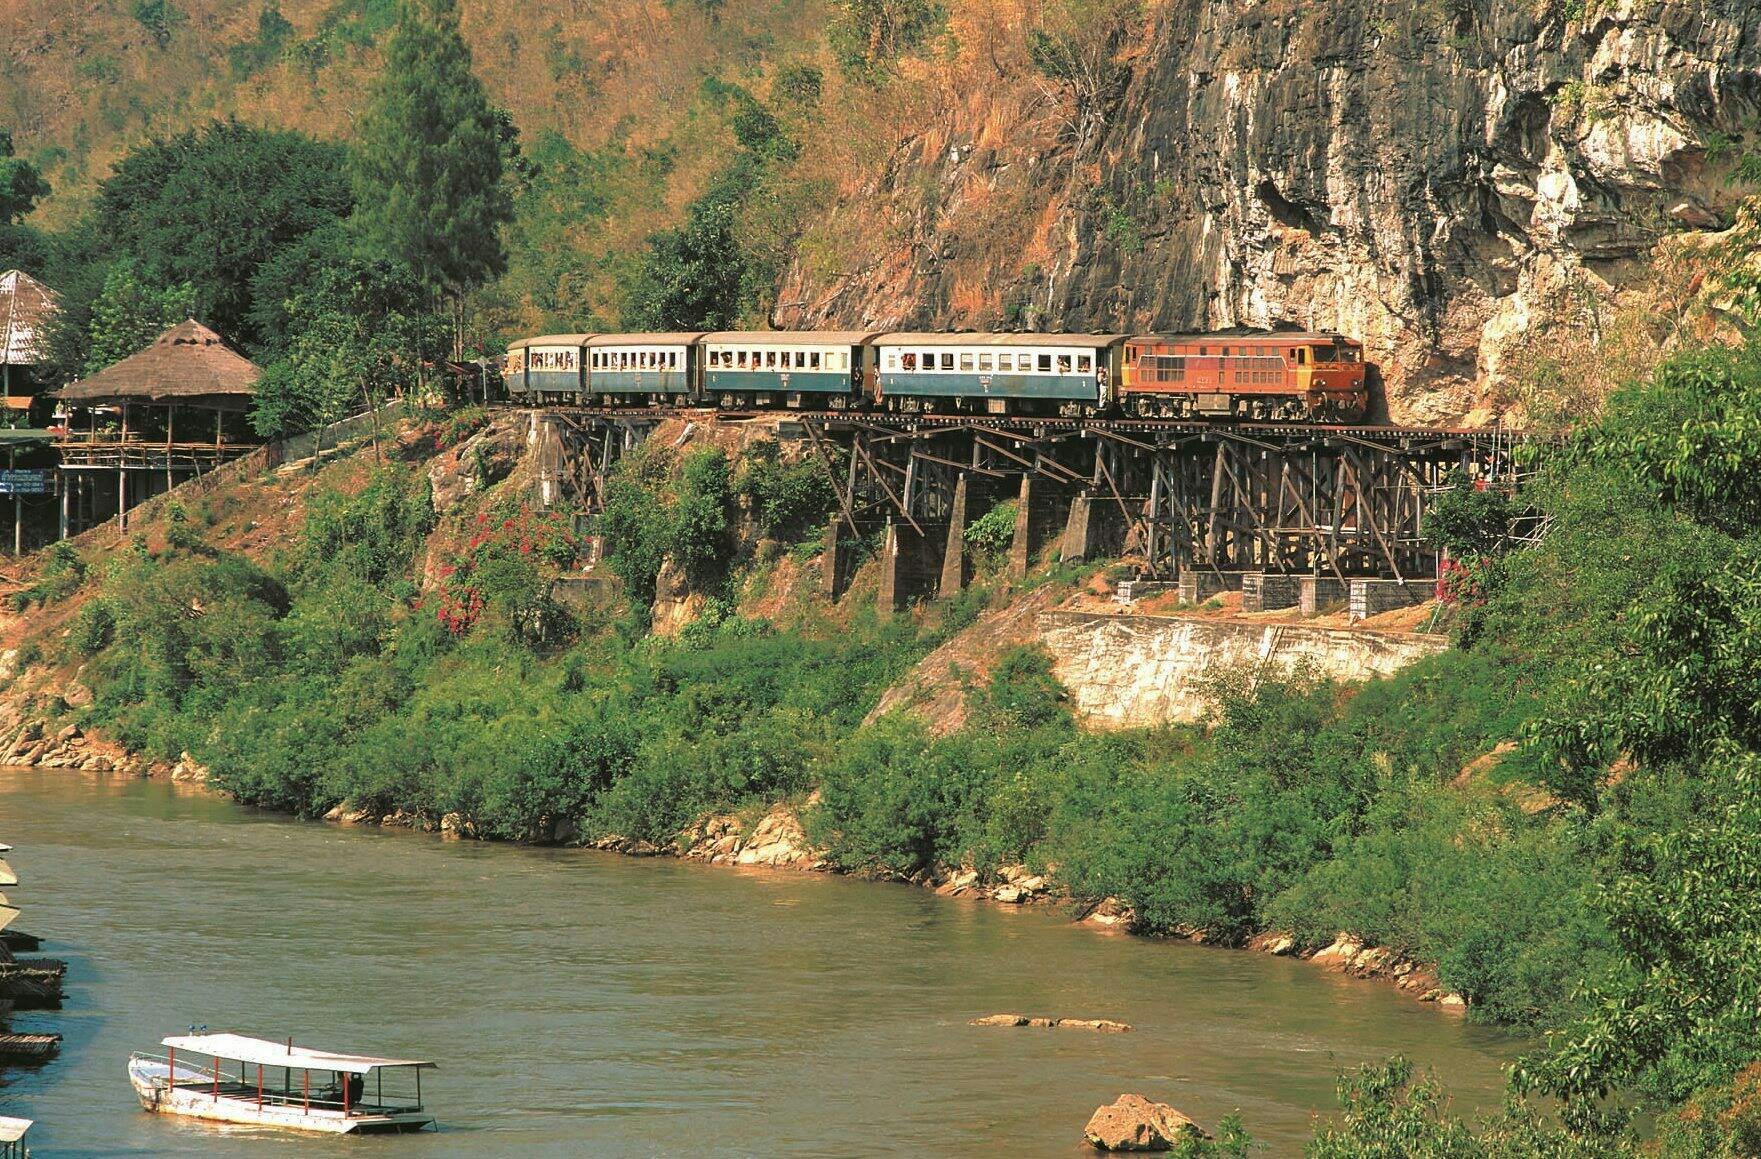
[[528, 408, 1529, 614]]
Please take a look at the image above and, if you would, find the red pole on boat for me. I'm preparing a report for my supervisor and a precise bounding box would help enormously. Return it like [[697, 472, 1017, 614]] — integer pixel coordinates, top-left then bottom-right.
[[303, 1069, 310, 1112], [342, 1070, 350, 1117], [211, 1057, 218, 1100], [168, 1046, 175, 1100], [257, 1063, 263, 1109]]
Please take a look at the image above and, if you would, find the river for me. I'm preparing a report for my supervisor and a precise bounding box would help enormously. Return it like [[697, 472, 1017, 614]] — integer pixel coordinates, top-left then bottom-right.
[[0, 768, 1524, 1156]]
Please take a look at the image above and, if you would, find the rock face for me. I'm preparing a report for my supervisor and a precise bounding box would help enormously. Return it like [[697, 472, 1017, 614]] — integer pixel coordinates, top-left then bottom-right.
[[1084, 1094, 1206, 1152], [680, 805, 824, 870], [780, 0, 1761, 421]]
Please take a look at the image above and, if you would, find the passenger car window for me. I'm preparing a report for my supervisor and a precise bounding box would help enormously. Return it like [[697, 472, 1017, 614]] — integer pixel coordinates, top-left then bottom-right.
[[1038, 354, 1053, 372], [940, 352, 955, 370], [979, 354, 993, 371], [1057, 355, 1071, 374], [998, 354, 1012, 371], [1078, 355, 1092, 373], [959, 353, 974, 371]]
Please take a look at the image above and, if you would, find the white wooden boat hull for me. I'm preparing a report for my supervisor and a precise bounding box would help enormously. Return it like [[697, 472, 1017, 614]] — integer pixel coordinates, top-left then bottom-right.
[[129, 1057, 432, 1135]]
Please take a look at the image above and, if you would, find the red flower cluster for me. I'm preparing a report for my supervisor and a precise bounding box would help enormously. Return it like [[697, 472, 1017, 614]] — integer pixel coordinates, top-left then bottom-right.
[[430, 505, 579, 635], [1436, 556, 1489, 607]]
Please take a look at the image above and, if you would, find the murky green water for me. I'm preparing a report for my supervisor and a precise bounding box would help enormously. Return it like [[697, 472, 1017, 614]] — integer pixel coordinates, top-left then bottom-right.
[[0, 769, 1524, 1156]]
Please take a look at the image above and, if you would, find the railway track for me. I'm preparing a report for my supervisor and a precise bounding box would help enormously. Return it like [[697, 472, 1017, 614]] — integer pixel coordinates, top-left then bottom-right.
[[497, 402, 1521, 446]]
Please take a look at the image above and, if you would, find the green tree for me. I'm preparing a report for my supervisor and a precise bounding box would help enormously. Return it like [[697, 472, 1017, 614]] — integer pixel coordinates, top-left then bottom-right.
[[82, 262, 198, 373], [94, 120, 353, 350], [0, 130, 49, 225], [351, 0, 513, 359], [251, 258, 446, 442], [621, 195, 745, 330]]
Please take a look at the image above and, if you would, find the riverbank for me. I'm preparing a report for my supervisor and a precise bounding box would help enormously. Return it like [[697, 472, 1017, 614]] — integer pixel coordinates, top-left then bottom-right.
[[316, 788, 1471, 1014], [0, 766, 1527, 1156]]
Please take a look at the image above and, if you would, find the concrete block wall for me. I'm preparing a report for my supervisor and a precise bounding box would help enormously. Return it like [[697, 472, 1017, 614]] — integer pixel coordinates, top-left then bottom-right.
[[1300, 576, 1350, 616], [1350, 578, 1431, 621], [1242, 573, 1301, 612], [1177, 571, 1241, 604]]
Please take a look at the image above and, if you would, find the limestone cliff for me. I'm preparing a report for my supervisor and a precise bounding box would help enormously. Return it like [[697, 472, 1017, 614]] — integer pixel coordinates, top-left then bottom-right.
[[777, 0, 1761, 423]]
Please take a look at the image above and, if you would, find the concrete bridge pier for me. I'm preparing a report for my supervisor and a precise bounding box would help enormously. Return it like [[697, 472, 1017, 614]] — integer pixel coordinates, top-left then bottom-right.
[[939, 474, 971, 599], [1059, 491, 1129, 563], [1010, 475, 1075, 579], [879, 518, 949, 611]]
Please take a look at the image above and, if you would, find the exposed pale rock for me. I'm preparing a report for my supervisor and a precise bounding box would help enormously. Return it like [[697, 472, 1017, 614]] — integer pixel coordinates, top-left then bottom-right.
[[1438, 993, 1468, 1009], [937, 869, 979, 897], [971, 1014, 1132, 1032], [1082, 897, 1135, 929], [1311, 934, 1364, 968], [1083, 1094, 1205, 1152], [733, 806, 816, 868], [993, 885, 1026, 904]]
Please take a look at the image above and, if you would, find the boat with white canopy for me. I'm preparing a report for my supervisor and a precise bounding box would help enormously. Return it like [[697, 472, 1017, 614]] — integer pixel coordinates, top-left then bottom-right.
[[0, 1114, 32, 1159], [128, 1032, 435, 1134]]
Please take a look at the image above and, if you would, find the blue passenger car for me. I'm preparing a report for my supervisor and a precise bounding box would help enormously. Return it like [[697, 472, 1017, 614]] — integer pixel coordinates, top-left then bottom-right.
[[873, 334, 1126, 415], [584, 333, 705, 405], [701, 332, 879, 409], [521, 334, 594, 402]]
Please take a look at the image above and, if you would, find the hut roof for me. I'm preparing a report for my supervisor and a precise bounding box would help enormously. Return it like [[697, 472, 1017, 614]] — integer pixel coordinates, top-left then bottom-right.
[[0, 270, 58, 367], [59, 320, 260, 407]]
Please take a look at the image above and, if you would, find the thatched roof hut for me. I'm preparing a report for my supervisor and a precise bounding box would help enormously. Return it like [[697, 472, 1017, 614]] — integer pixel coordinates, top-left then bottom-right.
[[59, 320, 259, 412], [0, 271, 57, 368]]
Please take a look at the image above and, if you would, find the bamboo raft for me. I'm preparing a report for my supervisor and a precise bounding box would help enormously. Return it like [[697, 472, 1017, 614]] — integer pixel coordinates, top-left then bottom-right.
[[0, 959, 65, 1008], [0, 1032, 60, 1064]]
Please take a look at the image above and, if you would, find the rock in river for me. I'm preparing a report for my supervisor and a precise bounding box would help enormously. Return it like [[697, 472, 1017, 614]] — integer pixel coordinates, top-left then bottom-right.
[[1083, 1094, 1205, 1152]]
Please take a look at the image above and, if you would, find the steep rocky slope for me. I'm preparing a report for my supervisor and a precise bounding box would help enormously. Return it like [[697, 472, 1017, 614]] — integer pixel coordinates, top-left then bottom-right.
[[6, 0, 1758, 418], [779, 0, 1761, 421]]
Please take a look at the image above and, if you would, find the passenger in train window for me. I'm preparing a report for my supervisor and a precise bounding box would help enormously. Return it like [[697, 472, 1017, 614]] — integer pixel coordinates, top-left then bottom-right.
[[810, 351, 822, 370], [940, 352, 955, 370], [1057, 355, 1071, 374], [1077, 355, 1092, 373], [765, 351, 777, 369], [901, 352, 915, 370]]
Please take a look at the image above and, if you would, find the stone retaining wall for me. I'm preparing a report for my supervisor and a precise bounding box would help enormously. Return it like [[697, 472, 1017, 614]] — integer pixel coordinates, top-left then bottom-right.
[[1037, 611, 1449, 729]]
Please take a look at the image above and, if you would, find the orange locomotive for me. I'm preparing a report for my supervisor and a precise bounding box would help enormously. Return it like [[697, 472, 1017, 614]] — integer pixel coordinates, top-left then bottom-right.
[[1117, 331, 1369, 422]]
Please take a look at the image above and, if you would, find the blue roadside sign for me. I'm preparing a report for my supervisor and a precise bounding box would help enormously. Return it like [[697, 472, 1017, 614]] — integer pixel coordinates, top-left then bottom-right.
[[0, 470, 52, 496]]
